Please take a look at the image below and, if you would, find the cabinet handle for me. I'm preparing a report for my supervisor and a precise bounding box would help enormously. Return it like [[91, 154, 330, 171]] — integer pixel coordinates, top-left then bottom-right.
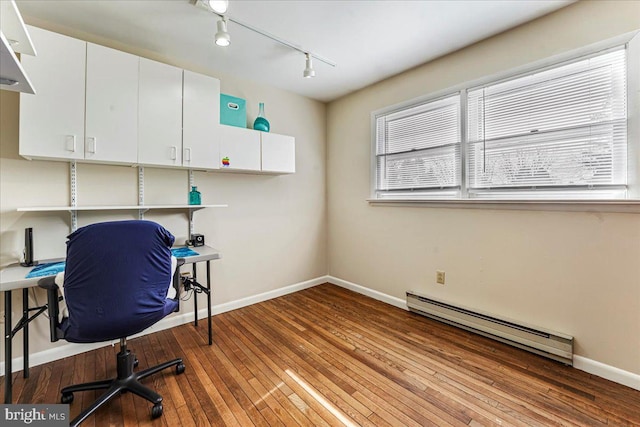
[[170, 146, 177, 160], [184, 147, 191, 162], [86, 137, 97, 154], [65, 135, 76, 152]]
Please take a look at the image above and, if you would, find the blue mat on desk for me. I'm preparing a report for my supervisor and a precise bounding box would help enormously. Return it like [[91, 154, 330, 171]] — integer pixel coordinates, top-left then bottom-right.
[[26, 261, 66, 279], [24, 249, 198, 278], [171, 247, 199, 258]]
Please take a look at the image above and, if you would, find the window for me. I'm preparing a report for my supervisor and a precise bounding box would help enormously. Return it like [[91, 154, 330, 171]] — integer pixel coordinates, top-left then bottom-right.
[[372, 35, 638, 202], [375, 94, 461, 199], [467, 49, 627, 199]]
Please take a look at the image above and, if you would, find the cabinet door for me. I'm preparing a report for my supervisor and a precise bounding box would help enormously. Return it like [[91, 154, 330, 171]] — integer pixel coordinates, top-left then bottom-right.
[[85, 43, 138, 164], [219, 125, 261, 171], [261, 132, 295, 173], [183, 70, 220, 169], [138, 58, 183, 166], [19, 26, 85, 160]]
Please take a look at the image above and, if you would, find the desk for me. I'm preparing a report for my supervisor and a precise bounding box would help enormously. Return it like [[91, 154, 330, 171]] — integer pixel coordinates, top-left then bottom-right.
[[0, 245, 220, 404]]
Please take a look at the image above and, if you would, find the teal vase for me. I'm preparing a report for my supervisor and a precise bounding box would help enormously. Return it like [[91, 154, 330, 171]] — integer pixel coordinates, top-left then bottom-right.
[[188, 186, 201, 205], [253, 102, 270, 132]]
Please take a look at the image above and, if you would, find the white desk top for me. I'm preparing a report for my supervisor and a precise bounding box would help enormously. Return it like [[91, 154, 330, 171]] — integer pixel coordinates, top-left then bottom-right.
[[0, 245, 221, 292]]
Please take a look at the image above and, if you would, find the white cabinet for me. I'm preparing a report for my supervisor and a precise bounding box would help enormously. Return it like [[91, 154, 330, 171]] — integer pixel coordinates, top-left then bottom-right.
[[20, 27, 139, 164], [219, 125, 261, 171], [140, 69, 221, 170], [261, 132, 295, 173], [183, 70, 220, 170], [20, 26, 85, 160], [18, 27, 292, 175], [138, 58, 183, 166], [85, 43, 138, 163], [219, 125, 295, 173]]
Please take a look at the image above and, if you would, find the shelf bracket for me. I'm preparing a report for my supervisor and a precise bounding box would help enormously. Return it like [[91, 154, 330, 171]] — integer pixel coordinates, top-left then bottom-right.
[[138, 166, 145, 220], [188, 170, 195, 238], [70, 161, 78, 232]]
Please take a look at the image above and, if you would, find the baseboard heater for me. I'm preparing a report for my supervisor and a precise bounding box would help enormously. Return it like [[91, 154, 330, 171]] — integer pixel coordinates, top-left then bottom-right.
[[406, 291, 574, 365]]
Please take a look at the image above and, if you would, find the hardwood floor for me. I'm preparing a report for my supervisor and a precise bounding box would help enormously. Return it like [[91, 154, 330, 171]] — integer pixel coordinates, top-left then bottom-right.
[[3, 283, 639, 426]]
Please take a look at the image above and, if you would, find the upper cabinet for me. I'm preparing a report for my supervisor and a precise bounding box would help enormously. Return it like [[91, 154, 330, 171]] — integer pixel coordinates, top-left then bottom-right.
[[20, 27, 138, 164], [138, 63, 221, 170], [20, 27, 85, 160], [18, 26, 294, 175], [183, 70, 220, 170], [219, 125, 261, 171], [261, 132, 295, 174], [85, 43, 139, 163], [219, 125, 295, 174], [138, 58, 184, 166]]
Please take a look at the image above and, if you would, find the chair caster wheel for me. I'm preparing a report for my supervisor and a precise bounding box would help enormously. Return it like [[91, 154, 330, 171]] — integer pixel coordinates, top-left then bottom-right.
[[133, 358, 139, 368], [176, 362, 185, 375], [61, 392, 74, 404], [151, 403, 163, 419]]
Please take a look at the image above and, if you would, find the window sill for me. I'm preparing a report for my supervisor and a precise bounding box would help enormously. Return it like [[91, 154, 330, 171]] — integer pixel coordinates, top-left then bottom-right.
[[367, 199, 640, 213]]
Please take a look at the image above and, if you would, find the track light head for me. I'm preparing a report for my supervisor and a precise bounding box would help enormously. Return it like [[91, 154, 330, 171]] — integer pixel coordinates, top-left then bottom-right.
[[303, 53, 315, 78], [215, 17, 230, 47], [208, 0, 228, 14]]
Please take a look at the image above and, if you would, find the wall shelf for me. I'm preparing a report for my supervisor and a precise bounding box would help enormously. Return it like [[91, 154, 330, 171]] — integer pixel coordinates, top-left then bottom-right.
[[0, 0, 36, 93], [17, 204, 228, 212], [0, 0, 36, 56], [16, 204, 228, 238], [0, 32, 34, 94]]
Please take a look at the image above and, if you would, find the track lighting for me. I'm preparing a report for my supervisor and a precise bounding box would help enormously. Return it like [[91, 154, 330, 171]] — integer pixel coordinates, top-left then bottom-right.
[[303, 53, 315, 78], [196, 0, 336, 77], [214, 17, 230, 47]]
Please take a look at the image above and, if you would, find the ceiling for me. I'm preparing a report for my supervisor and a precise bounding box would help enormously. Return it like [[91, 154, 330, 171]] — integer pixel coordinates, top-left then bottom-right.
[[15, 0, 574, 103]]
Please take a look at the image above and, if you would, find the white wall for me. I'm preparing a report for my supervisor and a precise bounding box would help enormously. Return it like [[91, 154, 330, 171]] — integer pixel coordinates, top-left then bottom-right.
[[327, 0, 640, 376], [0, 21, 327, 359]]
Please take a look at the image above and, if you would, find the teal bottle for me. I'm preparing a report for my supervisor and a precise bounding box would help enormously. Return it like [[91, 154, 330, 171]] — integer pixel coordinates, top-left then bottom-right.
[[188, 186, 201, 205], [253, 102, 270, 132]]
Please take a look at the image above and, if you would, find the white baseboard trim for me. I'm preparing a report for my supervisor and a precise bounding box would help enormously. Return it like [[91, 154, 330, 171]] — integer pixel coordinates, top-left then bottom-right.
[[327, 275, 640, 392], [209, 276, 329, 317], [0, 276, 329, 376], [327, 276, 407, 310], [574, 355, 640, 391]]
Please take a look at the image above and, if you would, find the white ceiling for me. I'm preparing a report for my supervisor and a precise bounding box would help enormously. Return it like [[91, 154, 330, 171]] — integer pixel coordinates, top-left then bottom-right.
[[15, 0, 574, 103]]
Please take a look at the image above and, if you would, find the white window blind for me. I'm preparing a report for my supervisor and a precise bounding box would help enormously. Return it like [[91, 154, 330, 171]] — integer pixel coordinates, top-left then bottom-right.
[[467, 48, 627, 199], [375, 94, 461, 198]]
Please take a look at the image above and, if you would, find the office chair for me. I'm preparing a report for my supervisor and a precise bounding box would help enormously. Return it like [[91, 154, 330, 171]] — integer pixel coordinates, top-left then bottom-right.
[[38, 220, 185, 427]]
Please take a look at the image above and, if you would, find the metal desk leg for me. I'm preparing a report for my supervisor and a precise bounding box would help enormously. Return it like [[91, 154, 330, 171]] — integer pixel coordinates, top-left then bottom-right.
[[4, 290, 12, 403], [22, 288, 29, 379], [206, 261, 212, 345], [192, 264, 198, 327]]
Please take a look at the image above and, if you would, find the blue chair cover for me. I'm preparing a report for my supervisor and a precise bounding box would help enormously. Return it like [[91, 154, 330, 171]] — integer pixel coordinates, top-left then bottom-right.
[[60, 220, 178, 343]]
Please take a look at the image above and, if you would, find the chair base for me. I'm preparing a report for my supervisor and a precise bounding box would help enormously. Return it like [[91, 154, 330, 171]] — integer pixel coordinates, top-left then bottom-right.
[[63, 345, 184, 427]]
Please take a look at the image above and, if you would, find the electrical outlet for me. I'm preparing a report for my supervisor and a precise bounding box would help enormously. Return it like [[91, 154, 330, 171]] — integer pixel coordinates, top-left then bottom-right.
[[436, 271, 445, 285]]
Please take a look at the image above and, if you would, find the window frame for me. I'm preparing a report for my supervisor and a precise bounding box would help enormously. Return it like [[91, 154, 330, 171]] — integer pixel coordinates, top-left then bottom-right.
[[370, 30, 640, 209]]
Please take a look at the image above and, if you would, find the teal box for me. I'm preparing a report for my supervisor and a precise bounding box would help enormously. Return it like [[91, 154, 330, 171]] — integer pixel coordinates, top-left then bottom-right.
[[220, 94, 247, 128]]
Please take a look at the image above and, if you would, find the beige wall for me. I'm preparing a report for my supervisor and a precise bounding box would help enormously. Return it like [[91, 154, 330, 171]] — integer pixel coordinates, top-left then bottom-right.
[[327, 1, 640, 374], [3, 0, 640, 378], [0, 22, 327, 358]]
